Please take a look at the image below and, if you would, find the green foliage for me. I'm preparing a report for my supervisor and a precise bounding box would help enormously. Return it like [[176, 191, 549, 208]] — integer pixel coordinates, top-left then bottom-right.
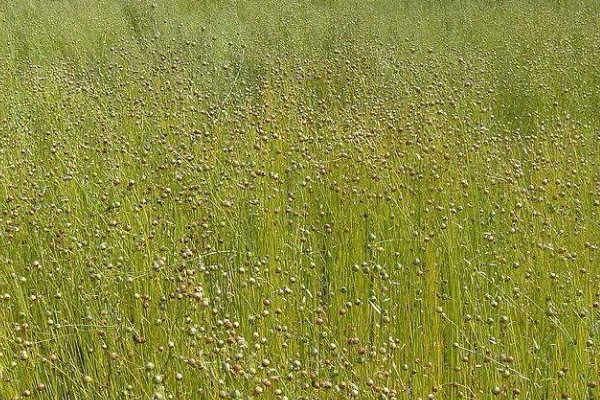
[[1, 0, 600, 399]]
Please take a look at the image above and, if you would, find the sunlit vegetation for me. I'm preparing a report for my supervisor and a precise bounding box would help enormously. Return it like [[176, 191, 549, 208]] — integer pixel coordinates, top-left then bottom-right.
[[1, 0, 600, 399]]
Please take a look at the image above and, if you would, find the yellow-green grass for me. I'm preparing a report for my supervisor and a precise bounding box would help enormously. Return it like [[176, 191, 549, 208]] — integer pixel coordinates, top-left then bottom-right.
[[1, 0, 600, 399]]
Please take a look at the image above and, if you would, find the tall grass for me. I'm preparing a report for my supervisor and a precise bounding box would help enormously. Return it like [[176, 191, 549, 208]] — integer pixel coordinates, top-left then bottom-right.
[[1, 0, 600, 399]]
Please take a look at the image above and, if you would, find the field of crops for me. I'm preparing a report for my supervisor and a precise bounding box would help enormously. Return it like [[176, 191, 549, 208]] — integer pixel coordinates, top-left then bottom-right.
[[1, 0, 600, 399]]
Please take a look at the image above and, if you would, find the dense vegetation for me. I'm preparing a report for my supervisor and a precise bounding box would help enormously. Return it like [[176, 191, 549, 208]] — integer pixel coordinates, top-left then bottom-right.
[[1, 0, 600, 399]]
